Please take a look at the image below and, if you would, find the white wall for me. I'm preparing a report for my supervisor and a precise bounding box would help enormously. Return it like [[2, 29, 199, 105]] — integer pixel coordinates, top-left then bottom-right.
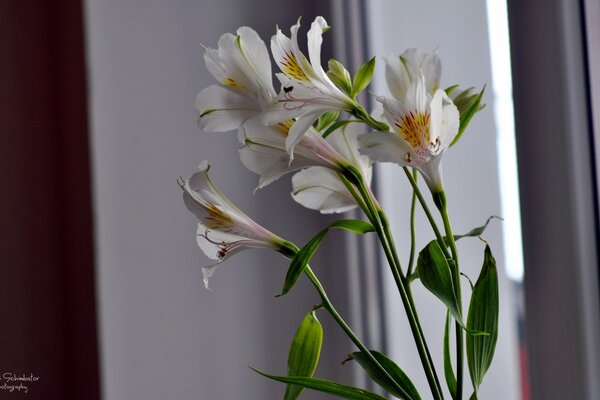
[[83, 1, 355, 399], [366, 0, 521, 398]]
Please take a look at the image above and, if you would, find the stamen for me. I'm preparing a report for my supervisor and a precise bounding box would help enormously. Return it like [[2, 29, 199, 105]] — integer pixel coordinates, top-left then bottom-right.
[[395, 111, 431, 148]]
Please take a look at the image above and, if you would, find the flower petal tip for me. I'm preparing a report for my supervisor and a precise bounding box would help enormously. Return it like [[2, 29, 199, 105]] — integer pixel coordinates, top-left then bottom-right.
[[198, 160, 211, 172]]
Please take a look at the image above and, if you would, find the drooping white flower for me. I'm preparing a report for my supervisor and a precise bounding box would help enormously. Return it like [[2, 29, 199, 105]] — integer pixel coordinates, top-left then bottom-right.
[[196, 27, 276, 132], [385, 48, 441, 102], [239, 118, 372, 213], [292, 123, 373, 213], [262, 17, 357, 154], [239, 119, 349, 190], [178, 161, 286, 288], [360, 74, 459, 192]]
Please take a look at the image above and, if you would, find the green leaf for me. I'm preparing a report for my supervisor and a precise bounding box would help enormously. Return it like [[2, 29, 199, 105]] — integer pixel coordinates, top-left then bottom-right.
[[251, 368, 388, 400], [469, 392, 479, 400], [416, 241, 464, 326], [450, 86, 486, 147], [329, 219, 375, 234], [351, 351, 421, 400], [352, 57, 376, 98], [285, 311, 323, 400], [328, 59, 353, 96], [445, 84, 460, 96], [280, 220, 374, 295], [322, 120, 357, 138], [452, 216, 502, 241], [466, 245, 499, 391], [443, 312, 457, 399], [315, 110, 340, 131], [281, 229, 328, 296]]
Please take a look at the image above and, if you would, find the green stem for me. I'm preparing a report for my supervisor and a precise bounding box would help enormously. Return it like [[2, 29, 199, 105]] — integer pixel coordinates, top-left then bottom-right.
[[352, 104, 390, 132], [407, 169, 418, 276], [344, 168, 444, 400], [303, 266, 412, 400], [378, 208, 444, 400], [402, 167, 451, 260], [435, 191, 464, 400]]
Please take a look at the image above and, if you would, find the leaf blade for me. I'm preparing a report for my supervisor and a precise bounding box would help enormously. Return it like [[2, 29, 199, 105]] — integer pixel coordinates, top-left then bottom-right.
[[251, 368, 388, 400], [443, 312, 457, 399], [416, 241, 464, 326], [280, 220, 374, 295], [352, 57, 376, 98], [466, 245, 499, 391], [351, 350, 421, 400]]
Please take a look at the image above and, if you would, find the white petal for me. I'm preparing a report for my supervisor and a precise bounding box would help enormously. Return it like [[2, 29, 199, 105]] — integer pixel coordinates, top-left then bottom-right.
[[418, 154, 445, 192], [291, 167, 357, 214], [429, 90, 459, 152], [239, 140, 315, 189], [235, 27, 276, 99], [381, 96, 411, 130], [325, 122, 364, 163], [285, 111, 322, 156], [195, 85, 258, 132], [201, 264, 220, 289], [359, 131, 420, 165], [216, 33, 257, 92], [385, 54, 412, 102], [401, 48, 441, 94], [404, 74, 429, 115], [204, 45, 228, 83], [307, 17, 330, 83], [385, 49, 442, 100], [290, 19, 315, 79]]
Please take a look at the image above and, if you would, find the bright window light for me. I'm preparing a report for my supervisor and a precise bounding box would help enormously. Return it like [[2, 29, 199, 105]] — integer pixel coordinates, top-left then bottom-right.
[[486, 0, 524, 281]]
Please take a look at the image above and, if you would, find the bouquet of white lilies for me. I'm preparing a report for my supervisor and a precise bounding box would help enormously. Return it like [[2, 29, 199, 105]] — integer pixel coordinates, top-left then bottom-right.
[[179, 16, 495, 400]]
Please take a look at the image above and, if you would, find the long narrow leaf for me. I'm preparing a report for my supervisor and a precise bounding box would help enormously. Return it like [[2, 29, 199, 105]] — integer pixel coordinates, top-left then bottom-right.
[[280, 220, 374, 295], [450, 86, 485, 147], [285, 311, 323, 400], [351, 351, 421, 400], [281, 229, 328, 296], [452, 216, 501, 241], [323, 120, 356, 138], [330, 219, 375, 234], [443, 312, 457, 399], [466, 245, 499, 392], [251, 368, 388, 400]]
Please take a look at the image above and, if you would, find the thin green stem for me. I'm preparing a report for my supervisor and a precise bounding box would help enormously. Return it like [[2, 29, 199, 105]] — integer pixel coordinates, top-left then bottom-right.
[[302, 266, 412, 400], [436, 192, 464, 400], [344, 168, 444, 400], [402, 167, 451, 260], [407, 168, 418, 276], [352, 104, 390, 132], [338, 172, 372, 220]]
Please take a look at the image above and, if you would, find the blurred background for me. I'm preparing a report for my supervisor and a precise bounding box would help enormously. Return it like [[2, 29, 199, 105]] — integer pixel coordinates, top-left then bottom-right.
[[1, 0, 599, 399]]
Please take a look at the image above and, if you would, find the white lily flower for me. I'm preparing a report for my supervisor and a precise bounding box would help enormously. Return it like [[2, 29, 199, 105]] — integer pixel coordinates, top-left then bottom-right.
[[360, 74, 459, 193], [262, 17, 356, 154], [196, 27, 276, 132], [385, 48, 441, 102], [291, 123, 373, 213], [239, 119, 349, 189], [178, 161, 286, 288]]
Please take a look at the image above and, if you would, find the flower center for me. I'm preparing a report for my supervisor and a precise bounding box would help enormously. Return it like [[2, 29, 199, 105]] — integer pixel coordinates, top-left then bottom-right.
[[395, 111, 431, 148], [204, 204, 235, 230], [280, 51, 309, 81]]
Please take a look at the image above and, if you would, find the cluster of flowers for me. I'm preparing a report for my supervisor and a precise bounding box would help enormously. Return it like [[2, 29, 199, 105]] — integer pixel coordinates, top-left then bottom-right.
[[179, 16, 478, 287]]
